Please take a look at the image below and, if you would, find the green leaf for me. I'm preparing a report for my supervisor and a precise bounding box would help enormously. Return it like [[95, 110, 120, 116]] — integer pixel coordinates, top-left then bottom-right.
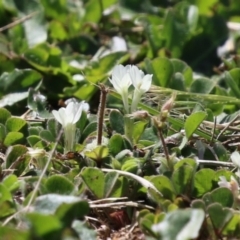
[[0, 226, 29, 240], [214, 170, 233, 183], [151, 175, 176, 201], [33, 194, 84, 214], [104, 171, 119, 198], [84, 145, 109, 161], [5, 145, 28, 168], [0, 92, 29, 107], [40, 130, 55, 142], [190, 77, 215, 94], [2, 174, 20, 193], [225, 70, 240, 98], [28, 126, 42, 135], [47, 118, 61, 140], [194, 0, 219, 14], [5, 117, 27, 132], [49, 21, 67, 40], [171, 72, 186, 91], [207, 203, 233, 232], [184, 111, 207, 139], [5, 145, 30, 175], [171, 59, 193, 87], [4, 132, 24, 146], [174, 158, 197, 170], [0, 108, 11, 124], [0, 183, 12, 203], [145, 57, 174, 87], [193, 169, 216, 197], [27, 135, 42, 147], [0, 201, 16, 218], [109, 110, 124, 134], [0, 69, 41, 92], [55, 200, 89, 227], [191, 199, 206, 211], [27, 213, 62, 237], [172, 165, 194, 196], [81, 121, 98, 142], [0, 123, 6, 142], [223, 214, 240, 237], [80, 167, 105, 199], [72, 221, 97, 240], [41, 0, 68, 21], [121, 158, 139, 173], [203, 188, 234, 208], [152, 209, 205, 240], [45, 175, 75, 194], [108, 176, 128, 198], [133, 121, 148, 144], [109, 134, 124, 156]]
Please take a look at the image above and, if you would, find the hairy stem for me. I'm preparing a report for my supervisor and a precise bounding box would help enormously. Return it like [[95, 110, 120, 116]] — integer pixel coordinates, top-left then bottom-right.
[[97, 84, 108, 145]]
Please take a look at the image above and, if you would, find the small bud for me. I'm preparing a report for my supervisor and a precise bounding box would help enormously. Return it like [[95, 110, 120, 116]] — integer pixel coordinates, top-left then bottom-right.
[[161, 110, 169, 119], [161, 93, 176, 112], [127, 110, 150, 120]]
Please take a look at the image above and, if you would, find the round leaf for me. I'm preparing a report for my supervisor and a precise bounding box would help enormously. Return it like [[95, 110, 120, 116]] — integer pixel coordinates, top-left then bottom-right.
[[80, 167, 105, 199], [45, 175, 75, 194]]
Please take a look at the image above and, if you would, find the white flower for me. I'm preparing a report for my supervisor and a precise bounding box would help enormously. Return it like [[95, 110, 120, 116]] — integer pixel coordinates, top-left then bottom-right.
[[129, 65, 152, 95], [52, 101, 84, 152], [218, 176, 239, 197], [109, 65, 132, 113], [52, 101, 83, 127], [128, 65, 152, 112]]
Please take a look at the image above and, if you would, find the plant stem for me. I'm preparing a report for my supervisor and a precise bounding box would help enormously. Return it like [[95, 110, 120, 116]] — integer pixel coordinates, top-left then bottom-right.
[[97, 84, 108, 145], [157, 128, 170, 167]]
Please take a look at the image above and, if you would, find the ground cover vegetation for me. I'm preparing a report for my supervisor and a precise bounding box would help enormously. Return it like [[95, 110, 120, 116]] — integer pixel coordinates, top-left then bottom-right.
[[0, 0, 240, 239]]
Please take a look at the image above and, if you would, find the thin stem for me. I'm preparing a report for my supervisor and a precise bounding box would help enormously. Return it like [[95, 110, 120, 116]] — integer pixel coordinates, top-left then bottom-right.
[[131, 90, 141, 113], [64, 124, 76, 153], [122, 91, 129, 114], [0, 11, 38, 32], [157, 128, 170, 166], [97, 84, 108, 145]]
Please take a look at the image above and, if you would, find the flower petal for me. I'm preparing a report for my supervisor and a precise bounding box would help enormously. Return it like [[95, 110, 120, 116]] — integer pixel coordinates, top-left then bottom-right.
[[112, 64, 128, 80], [110, 65, 132, 95], [129, 65, 144, 87], [52, 110, 63, 125], [58, 108, 68, 127], [140, 74, 152, 92], [66, 102, 76, 123], [72, 102, 83, 124]]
